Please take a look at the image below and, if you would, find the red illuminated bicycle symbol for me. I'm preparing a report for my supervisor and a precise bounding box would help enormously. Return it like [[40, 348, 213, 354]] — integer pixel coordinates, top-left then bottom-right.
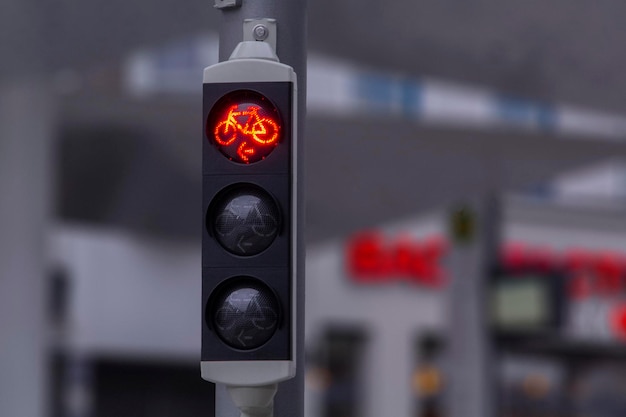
[[213, 104, 280, 163]]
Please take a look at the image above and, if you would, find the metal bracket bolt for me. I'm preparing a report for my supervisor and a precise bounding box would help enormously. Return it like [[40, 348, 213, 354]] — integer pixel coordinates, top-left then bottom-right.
[[253, 25, 269, 41], [243, 19, 277, 53]]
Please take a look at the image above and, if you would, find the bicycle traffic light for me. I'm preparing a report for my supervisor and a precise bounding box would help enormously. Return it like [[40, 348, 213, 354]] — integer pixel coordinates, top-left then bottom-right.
[[201, 44, 298, 387]]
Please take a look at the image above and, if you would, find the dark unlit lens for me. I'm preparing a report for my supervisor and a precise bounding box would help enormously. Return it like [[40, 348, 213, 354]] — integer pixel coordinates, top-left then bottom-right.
[[209, 186, 280, 256], [209, 279, 280, 350]]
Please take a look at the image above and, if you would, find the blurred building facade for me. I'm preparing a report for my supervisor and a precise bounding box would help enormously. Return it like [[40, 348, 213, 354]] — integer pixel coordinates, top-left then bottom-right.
[[47, 189, 626, 417], [6, 8, 626, 416]]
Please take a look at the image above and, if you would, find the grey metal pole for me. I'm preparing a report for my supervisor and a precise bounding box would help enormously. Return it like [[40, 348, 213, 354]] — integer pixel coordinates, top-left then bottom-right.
[[213, 1, 307, 417], [0, 80, 54, 417], [447, 195, 500, 417]]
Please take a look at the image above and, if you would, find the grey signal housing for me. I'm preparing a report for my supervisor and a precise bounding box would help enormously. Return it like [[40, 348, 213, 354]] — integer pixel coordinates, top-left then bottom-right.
[[201, 57, 298, 386]]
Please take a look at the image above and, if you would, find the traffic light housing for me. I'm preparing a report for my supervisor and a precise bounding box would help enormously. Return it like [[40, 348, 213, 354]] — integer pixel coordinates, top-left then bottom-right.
[[201, 49, 298, 386]]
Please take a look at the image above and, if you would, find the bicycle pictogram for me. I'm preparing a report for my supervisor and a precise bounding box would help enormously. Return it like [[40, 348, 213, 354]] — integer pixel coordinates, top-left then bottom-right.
[[214, 292, 279, 348], [213, 104, 280, 163]]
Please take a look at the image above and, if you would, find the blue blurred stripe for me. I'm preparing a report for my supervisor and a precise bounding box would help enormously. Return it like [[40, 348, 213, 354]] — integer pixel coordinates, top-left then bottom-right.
[[401, 79, 423, 117], [356, 73, 395, 108], [496, 95, 557, 130]]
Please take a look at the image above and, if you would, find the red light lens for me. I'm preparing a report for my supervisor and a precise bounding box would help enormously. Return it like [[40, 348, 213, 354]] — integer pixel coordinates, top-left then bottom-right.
[[207, 90, 281, 164]]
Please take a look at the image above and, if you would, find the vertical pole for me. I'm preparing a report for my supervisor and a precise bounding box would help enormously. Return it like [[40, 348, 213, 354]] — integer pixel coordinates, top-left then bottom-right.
[[215, 1, 307, 417], [0, 80, 54, 417], [367, 324, 413, 417], [447, 195, 500, 417]]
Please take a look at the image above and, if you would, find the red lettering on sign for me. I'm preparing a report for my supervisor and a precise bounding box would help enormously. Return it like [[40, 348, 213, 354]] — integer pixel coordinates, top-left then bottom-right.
[[347, 231, 626, 298], [564, 249, 590, 273], [346, 232, 447, 287], [501, 242, 527, 271], [594, 252, 624, 295], [502, 243, 557, 273], [347, 232, 391, 282]]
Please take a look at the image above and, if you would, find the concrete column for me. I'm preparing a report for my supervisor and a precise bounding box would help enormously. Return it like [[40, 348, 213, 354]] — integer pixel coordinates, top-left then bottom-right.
[[0, 80, 54, 417], [365, 323, 413, 417], [447, 196, 500, 417]]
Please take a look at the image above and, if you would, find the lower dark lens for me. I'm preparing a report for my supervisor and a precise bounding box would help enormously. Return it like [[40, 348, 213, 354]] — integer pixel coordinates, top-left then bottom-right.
[[209, 278, 280, 350], [209, 185, 280, 256]]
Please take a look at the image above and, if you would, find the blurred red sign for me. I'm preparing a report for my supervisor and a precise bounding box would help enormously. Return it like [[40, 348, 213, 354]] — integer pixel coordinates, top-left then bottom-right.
[[346, 233, 626, 298], [346, 232, 448, 287], [502, 242, 626, 300], [610, 304, 626, 339]]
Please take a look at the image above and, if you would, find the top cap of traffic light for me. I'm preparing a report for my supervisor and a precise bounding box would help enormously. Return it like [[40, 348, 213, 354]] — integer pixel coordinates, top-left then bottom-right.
[[207, 89, 282, 164]]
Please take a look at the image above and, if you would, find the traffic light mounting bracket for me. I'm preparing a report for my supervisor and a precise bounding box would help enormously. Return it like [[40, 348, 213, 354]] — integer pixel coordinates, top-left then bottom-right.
[[243, 19, 278, 54]]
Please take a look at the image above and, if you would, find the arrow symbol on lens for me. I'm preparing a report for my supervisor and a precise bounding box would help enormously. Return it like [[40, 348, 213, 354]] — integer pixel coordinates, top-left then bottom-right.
[[237, 141, 255, 162], [237, 329, 247, 347], [237, 236, 247, 254]]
